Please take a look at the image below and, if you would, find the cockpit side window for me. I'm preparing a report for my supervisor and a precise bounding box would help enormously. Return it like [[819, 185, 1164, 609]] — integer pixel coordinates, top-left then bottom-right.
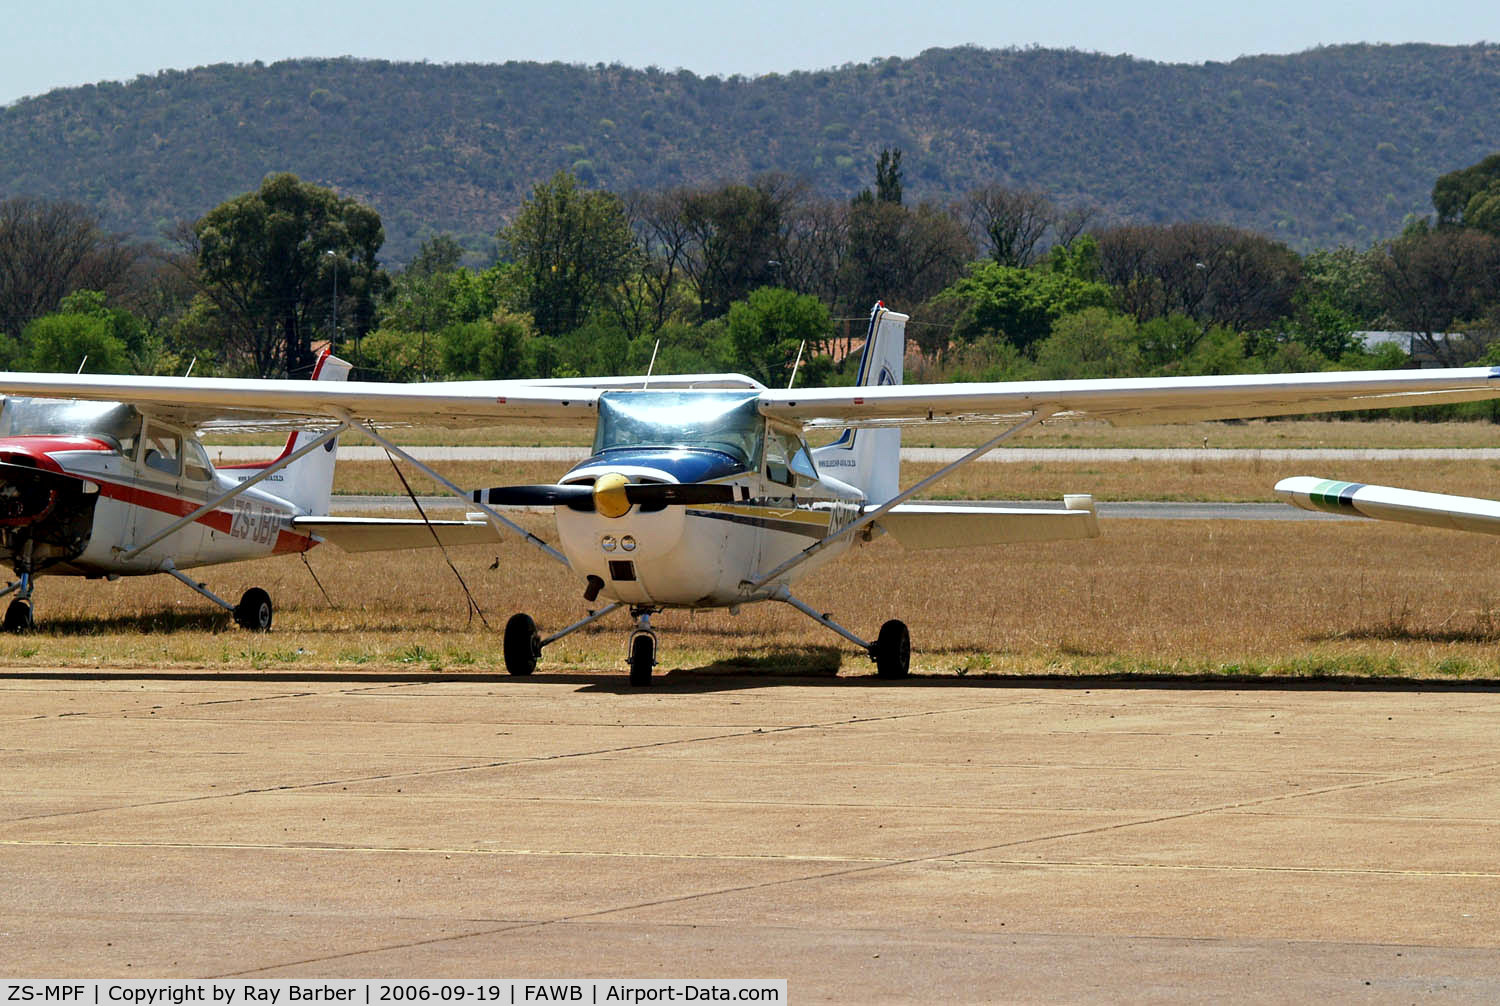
[[183, 440, 213, 482], [141, 425, 182, 477], [766, 426, 817, 488]]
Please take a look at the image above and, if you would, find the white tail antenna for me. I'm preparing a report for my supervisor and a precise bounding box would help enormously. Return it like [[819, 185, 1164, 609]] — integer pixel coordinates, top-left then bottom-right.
[[184, 357, 196, 378], [76, 356, 87, 374], [787, 340, 806, 389]]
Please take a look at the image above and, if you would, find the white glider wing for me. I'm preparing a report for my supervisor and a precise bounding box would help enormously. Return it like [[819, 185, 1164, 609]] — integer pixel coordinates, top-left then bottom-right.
[[1275, 477, 1500, 536], [757, 368, 1500, 429]]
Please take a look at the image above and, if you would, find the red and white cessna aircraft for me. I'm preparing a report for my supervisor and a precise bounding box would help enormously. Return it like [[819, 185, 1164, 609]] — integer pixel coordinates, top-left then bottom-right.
[[3, 304, 1500, 681], [0, 351, 491, 632]]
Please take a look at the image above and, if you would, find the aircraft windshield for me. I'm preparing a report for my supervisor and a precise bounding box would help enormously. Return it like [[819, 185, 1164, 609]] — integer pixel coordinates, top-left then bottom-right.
[[594, 391, 762, 465], [0, 397, 144, 456]]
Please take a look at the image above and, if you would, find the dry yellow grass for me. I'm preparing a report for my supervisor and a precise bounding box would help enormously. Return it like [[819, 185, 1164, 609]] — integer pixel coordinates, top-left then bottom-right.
[[1, 514, 1498, 681]]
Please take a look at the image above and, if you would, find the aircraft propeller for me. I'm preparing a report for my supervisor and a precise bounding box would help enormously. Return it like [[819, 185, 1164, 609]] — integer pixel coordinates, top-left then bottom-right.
[[472, 472, 735, 517]]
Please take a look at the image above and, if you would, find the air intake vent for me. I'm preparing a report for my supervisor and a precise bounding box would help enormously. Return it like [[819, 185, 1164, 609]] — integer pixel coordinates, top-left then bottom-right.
[[607, 560, 637, 581]]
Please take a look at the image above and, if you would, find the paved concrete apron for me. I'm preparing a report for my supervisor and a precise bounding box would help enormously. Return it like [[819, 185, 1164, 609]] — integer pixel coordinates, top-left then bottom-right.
[[3, 673, 1499, 1000]]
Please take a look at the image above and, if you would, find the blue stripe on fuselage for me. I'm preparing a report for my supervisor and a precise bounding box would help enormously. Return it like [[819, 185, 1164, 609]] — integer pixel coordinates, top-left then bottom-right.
[[566, 448, 748, 483]]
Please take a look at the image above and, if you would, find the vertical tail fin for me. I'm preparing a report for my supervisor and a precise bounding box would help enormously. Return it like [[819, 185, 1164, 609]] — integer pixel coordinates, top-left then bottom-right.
[[811, 303, 906, 504], [226, 349, 351, 514]]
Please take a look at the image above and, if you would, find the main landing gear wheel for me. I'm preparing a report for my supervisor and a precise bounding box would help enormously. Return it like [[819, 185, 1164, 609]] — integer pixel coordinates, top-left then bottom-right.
[[871, 619, 911, 679], [629, 633, 655, 687], [233, 587, 273, 631], [503, 613, 541, 676], [3, 598, 33, 633]]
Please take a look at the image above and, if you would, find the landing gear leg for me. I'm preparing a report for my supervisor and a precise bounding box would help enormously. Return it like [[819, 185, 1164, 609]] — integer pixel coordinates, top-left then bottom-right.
[[628, 607, 658, 687], [2, 571, 34, 632], [499, 602, 626, 678], [162, 561, 272, 631], [771, 585, 912, 679]]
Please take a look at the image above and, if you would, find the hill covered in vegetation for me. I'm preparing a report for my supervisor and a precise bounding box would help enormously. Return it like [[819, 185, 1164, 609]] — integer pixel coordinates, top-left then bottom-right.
[[2, 44, 1498, 262]]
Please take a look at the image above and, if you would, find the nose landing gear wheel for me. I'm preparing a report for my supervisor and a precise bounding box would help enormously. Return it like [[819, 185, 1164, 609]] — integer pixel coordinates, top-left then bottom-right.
[[233, 587, 273, 631], [629, 632, 655, 687], [503, 613, 541, 675], [3, 598, 33, 633], [871, 619, 910, 679]]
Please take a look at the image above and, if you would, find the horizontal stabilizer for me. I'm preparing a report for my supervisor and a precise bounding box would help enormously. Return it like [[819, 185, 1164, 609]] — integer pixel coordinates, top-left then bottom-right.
[[875, 495, 1099, 549], [291, 515, 498, 552], [1275, 477, 1500, 536]]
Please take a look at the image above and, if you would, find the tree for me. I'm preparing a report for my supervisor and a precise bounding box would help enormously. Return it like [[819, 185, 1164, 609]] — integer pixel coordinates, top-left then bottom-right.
[[18, 290, 137, 374], [192, 173, 385, 377], [0, 197, 133, 341], [1374, 228, 1500, 364], [1032, 308, 1143, 380], [1095, 222, 1301, 339], [841, 200, 973, 317], [678, 177, 800, 319], [937, 261, 1115, 352], [501, 170, 633, 337], [726, 287, 833, 388], [965, 185, 1055, 267], [1433, 154, 1500, 232]]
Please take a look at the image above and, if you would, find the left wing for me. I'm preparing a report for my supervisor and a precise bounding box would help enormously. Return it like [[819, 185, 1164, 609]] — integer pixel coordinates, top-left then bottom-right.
[[758, 368, 1500, 429]]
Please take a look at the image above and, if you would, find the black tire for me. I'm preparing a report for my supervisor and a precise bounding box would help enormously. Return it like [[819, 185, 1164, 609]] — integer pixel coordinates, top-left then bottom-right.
[[872, 619, 910, 679], [629, 634, 655, 687], [3, 598, 33, 633], [233, 587, 273, 631], [503, 613, 540, 676]]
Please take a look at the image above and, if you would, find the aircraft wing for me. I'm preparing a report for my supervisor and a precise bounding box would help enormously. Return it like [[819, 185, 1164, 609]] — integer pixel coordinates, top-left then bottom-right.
[[873, 496, 1099, 549], [757, 368, 1500, 429], [290, 515, 499, 552], [1275, 477, 1500, 535], [0, 372, 606, 429], [4, 365, 1499, 432]]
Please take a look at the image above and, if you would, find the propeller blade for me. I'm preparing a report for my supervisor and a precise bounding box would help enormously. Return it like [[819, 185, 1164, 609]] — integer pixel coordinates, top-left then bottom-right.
[[472, 479, 735, 516], [624, 482, 736, 507], [471, 484, 597, 511]]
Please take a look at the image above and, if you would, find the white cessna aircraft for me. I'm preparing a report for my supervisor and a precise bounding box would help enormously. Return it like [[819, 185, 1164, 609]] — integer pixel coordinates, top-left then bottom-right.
[[0, 350, 493, 632], [3, 304, 1500, 683]]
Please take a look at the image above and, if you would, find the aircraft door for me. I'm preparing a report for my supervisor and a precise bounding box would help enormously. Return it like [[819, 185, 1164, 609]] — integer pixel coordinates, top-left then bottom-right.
[[125, 423, 196, 566]]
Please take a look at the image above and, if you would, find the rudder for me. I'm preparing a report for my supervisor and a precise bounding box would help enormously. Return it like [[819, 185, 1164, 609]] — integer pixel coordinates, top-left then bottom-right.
[[810, 303, 906, 504]]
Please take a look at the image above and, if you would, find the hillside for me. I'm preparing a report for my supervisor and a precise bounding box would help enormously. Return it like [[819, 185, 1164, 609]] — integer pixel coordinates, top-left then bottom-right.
[[2, 44, 1498, 263]]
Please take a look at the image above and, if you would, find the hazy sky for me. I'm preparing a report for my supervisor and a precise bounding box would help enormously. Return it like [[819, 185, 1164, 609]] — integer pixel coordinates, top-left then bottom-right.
[[3, 0, 1498, 105]]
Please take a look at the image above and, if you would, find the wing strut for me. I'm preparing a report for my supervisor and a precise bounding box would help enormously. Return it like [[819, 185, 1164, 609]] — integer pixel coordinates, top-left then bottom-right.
[[331, 409, 570, 567], [120, 422, 350, 561], [743, 407, 1056, 594]]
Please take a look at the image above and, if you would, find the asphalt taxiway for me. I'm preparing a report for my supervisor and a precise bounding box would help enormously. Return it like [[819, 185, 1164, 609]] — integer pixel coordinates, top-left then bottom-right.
[[4, 671, 1500, 999]]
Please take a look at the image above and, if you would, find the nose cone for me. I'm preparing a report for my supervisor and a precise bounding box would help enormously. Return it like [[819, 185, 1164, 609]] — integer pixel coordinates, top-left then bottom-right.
[[593, 472, 632, 518]]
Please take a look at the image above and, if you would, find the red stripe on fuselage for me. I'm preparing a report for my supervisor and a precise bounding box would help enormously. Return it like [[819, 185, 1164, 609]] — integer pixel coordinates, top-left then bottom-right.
[[92, 478, 316, 555]]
